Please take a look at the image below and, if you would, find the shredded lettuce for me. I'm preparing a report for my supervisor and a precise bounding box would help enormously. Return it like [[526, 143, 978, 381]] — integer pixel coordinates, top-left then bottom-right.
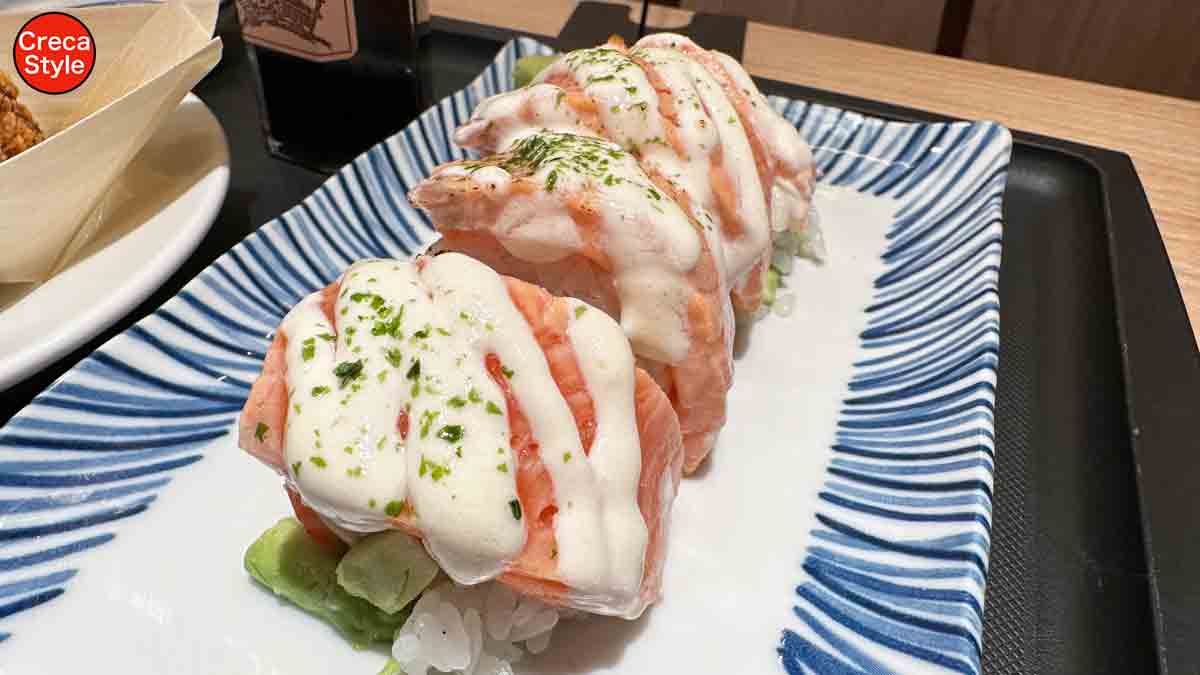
[[513, 54, 559, 88]]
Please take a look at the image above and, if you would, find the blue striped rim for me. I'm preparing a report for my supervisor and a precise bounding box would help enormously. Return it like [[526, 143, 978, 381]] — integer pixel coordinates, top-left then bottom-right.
[[770, 96, 1009, 674], [0, 36, 1009, 674]]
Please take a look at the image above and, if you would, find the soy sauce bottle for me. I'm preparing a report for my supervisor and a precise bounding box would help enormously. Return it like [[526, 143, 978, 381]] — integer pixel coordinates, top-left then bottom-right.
[[235, 0, 431, 173]]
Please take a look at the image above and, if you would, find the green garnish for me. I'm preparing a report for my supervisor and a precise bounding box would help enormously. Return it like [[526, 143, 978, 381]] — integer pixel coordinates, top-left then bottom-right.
[[574, 306, 587, 318], [311, 386, 331, 397], [509, 499, 522, 520], [377, 370, 388, 383], [317, 333, 336, 342], [255, 422, 269, 442], [436, 425, 464, 444], [419, 456, 451, 482], [372, 316, 402, 337], [485, 401, 503, 416], [334, 360, 364, 388], [563, 452, 572, 462], [497, 463, 508, 473], [419, 410, 440, 439], [291, 461, 301, 475], [384, 500, 404, 517], [384, 348, 402, 368], [436, 327, 451, 336], [406, 359, 421, 380], [413, 324, 431, 339], [468, 388, 482, 403], [346, 466, 364, 478], [447, 396, 467, 408], [500, 365, 514, 379], [301, 337, 316, 362], [368, 498, 377, 509], [310, 456, 327, 468]]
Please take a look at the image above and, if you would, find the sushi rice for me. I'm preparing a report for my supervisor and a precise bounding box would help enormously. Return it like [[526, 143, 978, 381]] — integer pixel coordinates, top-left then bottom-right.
[[392, 581, 564, 675]]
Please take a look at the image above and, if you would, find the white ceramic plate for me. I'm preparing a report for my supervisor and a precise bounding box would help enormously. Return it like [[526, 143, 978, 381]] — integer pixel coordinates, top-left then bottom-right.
[[0, 41, 1010, 675], [0, 93, 230, 390]]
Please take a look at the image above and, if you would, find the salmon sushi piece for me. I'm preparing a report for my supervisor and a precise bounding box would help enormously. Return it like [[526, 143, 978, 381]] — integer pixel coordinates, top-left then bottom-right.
[[238, 253, 684, 619], [456, 35, 820, 317], [409, 131, 732, 472]]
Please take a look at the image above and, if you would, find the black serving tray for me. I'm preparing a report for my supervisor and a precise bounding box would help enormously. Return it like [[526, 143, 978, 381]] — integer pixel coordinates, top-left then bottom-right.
[[2, 4, 1197, 674]]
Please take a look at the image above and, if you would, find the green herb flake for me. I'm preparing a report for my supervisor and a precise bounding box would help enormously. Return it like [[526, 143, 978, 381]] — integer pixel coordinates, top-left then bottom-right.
[[317, 333, 336, 342], [368, 498, 377, 509], [334, 359, 364, 388], [436, 424, 465, 444], [545, 169, 559, 192], [574, 306, 587, 318], [436, 327, 451, 336], [419, 456, 452, 482], [448, 396, 467, 408], [370, 295, 385, 310], [625, 85, 638, 95], [485, 401, 503, 416], [346, 466, 364, 478], [377, 370, 388, 383], [291, 461, 301, 475], [385, 349, 403, 368], [468, 388, 482, 403], [411, 382, 421, 398], [384, 500, 404, 517], [497, 462, 508, 473], [254, 422, 269, 442], [455, 447, 463, 458], [406, 359, 421, 380], [309, 456, 327, 468], [419, 410, 440, 439], [413, 324, 432, 339], [293, 403, 301, 414], [500, 365, 514, 379], [563, 452, 572, 462], [301, 337, 316, 362], [509, 499, 522, 520]]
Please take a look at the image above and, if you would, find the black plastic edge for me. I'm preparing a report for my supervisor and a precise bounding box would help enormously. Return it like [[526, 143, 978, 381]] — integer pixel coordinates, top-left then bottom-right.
[[1095, 150, 1200, 675], [431, 13, 1200, 672]]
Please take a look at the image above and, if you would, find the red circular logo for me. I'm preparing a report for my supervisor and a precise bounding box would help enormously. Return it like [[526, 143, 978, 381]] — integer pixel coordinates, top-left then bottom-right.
[[12, 12, 96, 95]]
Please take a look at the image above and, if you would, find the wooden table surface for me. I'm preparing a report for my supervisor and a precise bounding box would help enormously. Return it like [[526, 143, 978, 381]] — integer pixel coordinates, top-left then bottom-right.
[[436, 0, 1200, 346]]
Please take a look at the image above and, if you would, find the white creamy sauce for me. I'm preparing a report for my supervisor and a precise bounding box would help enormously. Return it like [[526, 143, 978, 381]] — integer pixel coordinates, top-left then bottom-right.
[[564, 299, 648, 616], [428, 134, 701, 364], [632, 46, 770, 284], [454, 83, 597, 154], [279, 254, 650, 611]]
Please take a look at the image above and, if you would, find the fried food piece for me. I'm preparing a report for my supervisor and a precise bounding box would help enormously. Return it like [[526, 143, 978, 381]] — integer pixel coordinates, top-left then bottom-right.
[[0, 71, 45, 162]]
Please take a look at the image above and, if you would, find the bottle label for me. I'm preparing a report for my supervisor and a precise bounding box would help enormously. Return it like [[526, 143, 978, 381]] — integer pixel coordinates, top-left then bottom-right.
[[235, 0, 358, 62]]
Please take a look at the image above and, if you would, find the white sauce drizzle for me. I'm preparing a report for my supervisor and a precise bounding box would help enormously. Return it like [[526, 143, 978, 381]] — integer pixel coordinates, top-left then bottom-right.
[[564, 299, 648, 616], [279, 254, 650, 612], [428, 135, 700, 364]]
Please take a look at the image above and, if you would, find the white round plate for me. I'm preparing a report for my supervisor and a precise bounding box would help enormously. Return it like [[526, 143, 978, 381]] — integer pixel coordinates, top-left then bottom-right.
[[0, 93, 230, 390]]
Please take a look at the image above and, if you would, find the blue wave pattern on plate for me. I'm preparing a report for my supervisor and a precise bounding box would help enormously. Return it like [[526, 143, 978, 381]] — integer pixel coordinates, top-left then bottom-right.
[[774, 103, 1010, 674], [0, 35, 1010, 675]]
